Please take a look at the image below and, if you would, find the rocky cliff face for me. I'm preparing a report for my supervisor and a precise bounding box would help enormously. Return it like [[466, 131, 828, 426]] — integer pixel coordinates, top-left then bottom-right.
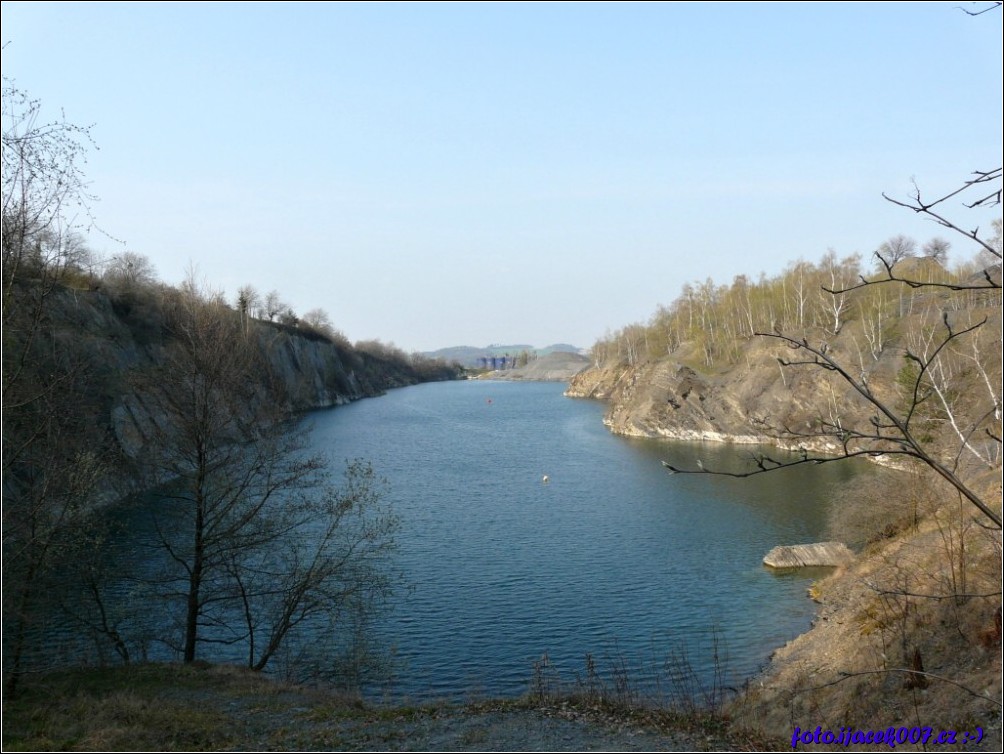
[[37, 286, 459, 464], [567, 358, 764, 443], [565, 335, 902, 456]]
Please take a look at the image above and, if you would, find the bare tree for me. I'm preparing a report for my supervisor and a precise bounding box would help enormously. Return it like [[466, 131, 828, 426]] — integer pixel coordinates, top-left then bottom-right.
[[786, 259, 815, 328], [921, 237, 952, 265], [263, 288, 285, 322], [817, 250, 860, 335], [2, 348, 110, 691], [665, 324, 999, 527], [301, 307, 334, 337], [104, 250, 157, 290], [2, 78, 99, 288], [875, 234, 917, 270], [134, 278, 398, 668], [228, 459, 400, 673], [2, 80, 116, 694], [140, 285, 305, 662]]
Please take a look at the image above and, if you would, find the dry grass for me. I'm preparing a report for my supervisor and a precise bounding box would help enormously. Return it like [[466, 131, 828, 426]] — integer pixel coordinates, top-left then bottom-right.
[[2, 661, 760, 751], [4, 666, 221, 750], [1, 663, 334, 751], [732, 470, 1003, 751]]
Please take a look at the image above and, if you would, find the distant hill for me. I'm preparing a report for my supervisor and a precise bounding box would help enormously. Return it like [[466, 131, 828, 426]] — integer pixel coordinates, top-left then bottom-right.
[[539, 343, 582, 355], [425, 343, 583, 367]]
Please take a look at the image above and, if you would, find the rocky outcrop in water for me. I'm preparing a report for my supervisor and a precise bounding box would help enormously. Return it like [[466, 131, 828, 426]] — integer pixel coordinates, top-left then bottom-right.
[[762, 542, 854, 568]]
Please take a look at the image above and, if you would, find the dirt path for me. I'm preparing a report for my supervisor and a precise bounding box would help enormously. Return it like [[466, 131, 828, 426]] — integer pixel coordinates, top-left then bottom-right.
[[227, 699, 734, 751]]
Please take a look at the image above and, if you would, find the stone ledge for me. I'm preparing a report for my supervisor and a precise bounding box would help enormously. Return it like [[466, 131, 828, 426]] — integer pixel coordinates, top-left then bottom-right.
[[763, 541, 854, 568]]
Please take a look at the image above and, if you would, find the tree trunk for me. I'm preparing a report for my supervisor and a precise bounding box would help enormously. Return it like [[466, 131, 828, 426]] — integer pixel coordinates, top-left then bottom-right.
[[184, 504, 205, 663]]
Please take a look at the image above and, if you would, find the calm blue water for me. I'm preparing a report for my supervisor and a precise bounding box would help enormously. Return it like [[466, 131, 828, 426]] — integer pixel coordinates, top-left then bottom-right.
[[306, 379, 860, 700]]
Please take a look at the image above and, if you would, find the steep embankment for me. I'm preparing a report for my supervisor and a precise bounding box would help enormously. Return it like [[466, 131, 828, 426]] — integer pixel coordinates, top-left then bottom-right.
[[38, 285, 461, 466]]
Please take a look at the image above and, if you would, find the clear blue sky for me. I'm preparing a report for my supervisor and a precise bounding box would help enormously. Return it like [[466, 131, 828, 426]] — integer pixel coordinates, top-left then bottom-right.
[[3, 2, 1001, 352]]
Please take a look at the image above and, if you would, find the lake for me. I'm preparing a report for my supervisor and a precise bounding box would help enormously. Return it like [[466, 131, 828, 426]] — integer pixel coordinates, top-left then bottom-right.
[[305, 379, 862, 701], [19, 378, 861, 699]]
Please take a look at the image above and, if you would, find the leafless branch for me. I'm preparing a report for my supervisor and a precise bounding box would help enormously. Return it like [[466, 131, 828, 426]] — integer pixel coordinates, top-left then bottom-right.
[[808, 667, 1002, 705], [957, 2, 1002, 17], [823, 266, 1000, 295], [863, 584, 1002, 601], [882, 169, 1002, 259], [820, 169, 1003, 297], [663, 319, 1001, 529]]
